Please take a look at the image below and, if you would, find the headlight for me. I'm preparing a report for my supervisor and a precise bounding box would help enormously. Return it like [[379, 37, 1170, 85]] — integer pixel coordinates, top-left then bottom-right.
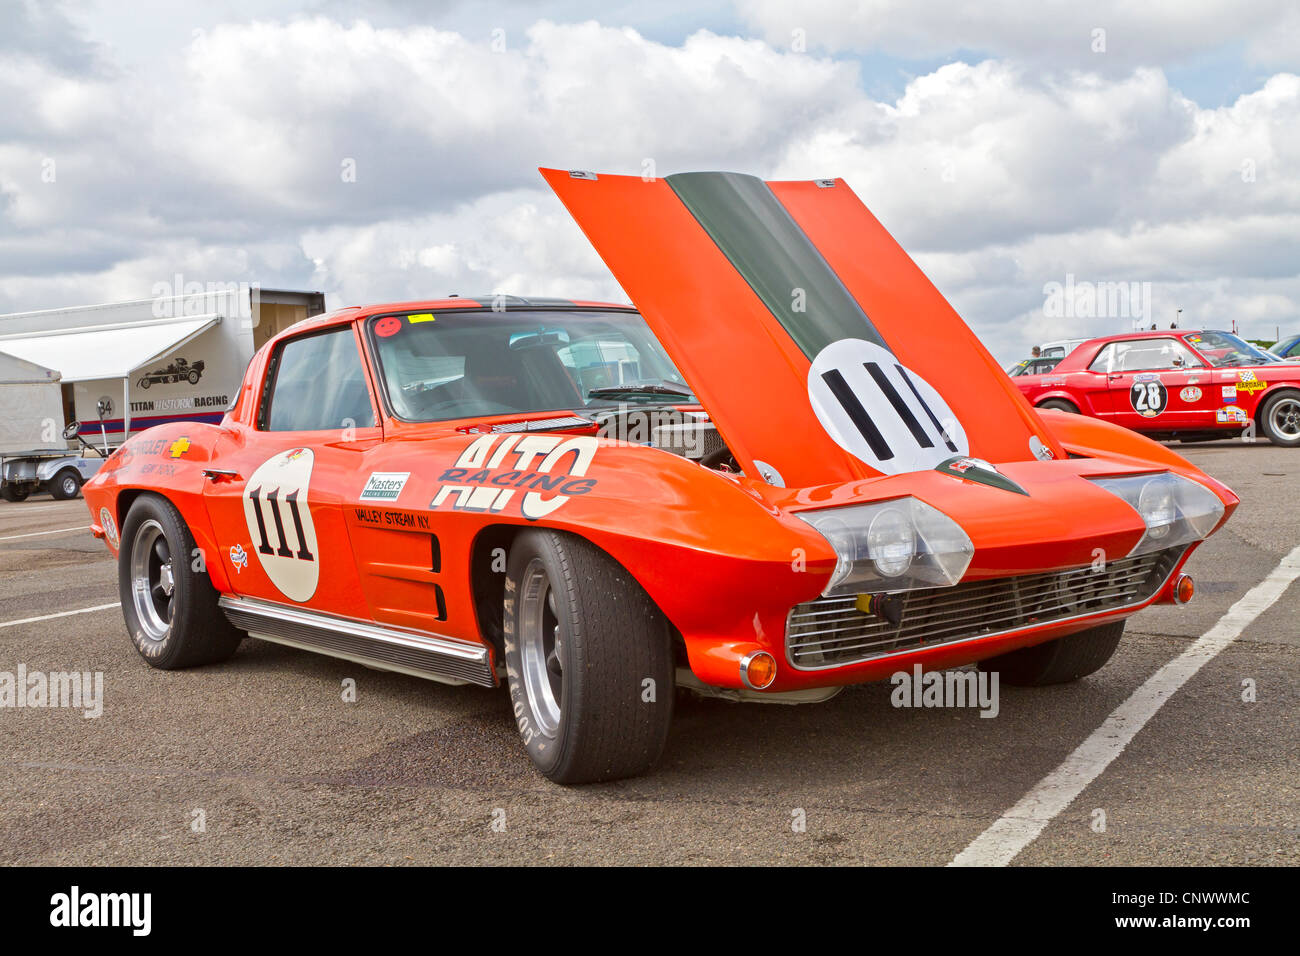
[[796, 497, 973, 597], [867, 507, 915, 577], [1089, 473, 1224, 556]]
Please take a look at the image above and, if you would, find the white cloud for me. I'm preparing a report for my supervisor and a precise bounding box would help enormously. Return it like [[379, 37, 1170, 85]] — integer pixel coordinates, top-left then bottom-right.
[[737, 0, 1300, 71], [0, 5, 1298, 366]]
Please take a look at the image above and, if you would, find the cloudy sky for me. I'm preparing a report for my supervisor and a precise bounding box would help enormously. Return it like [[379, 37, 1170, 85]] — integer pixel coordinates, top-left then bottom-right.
[[1, 0, 1297, 362]]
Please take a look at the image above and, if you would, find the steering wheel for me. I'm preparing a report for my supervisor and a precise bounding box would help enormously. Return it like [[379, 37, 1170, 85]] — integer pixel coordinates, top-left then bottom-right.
[[63, 420, 107, 457]]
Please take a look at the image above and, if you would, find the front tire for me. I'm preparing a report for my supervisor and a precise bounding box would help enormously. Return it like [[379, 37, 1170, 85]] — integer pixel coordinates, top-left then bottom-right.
[[49, 468, 82, 500], [119, 494, 242, 669], [503, 530, 674, 784], [981, 620, 1125, 686], [1259, 390, 1300, 447]]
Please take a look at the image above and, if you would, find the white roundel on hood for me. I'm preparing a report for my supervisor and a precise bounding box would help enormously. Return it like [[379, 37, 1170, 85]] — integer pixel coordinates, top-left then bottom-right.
[[808, 338, 969, 475], [242, 447, 319, 602]]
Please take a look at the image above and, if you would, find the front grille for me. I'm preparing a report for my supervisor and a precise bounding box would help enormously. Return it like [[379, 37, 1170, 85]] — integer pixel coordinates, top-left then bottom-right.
[[786, 547, 1185, 669]]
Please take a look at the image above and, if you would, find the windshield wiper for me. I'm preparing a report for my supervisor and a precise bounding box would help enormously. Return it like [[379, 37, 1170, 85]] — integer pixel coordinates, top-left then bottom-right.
[[587, 383, 693, 399]]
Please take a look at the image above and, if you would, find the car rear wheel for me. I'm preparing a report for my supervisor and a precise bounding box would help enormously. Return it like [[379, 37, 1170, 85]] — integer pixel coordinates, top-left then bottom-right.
[[119, 493, 243, 669], [0, 484, 29, 502], [1037, 399, 1080, 414], [980, 620, 1124, 686], [503, 530, 674, 784], [49, 468, 82, 500], [1259, 390, 1300, 447]]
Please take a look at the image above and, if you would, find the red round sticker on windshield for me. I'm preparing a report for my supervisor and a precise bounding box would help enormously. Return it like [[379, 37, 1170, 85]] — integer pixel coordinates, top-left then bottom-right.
[[374, 317, 402, 338]]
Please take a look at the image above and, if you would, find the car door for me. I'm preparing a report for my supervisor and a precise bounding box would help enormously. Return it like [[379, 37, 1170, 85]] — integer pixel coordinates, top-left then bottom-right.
[[202, 324, 384, 617], [1103, 337, 1208, 429]]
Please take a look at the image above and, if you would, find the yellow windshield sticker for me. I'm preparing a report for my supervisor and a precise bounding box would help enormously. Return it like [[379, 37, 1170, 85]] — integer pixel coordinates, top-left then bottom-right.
[[408, 313, 435, 324]]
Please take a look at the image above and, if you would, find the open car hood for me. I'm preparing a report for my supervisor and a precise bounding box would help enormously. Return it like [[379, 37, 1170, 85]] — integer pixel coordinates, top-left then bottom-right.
[[543, 168, 1062, 489]]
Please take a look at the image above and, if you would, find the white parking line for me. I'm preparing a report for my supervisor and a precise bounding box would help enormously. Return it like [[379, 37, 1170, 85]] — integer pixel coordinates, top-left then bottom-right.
[[0, 525, 90, 541], [951, 544, 1300, 867], [0, 602, 120, 629], [0, 504, 80, 516]]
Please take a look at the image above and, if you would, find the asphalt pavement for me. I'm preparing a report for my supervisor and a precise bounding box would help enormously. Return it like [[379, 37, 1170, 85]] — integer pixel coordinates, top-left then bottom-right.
[[1, 440, 1296, 865]]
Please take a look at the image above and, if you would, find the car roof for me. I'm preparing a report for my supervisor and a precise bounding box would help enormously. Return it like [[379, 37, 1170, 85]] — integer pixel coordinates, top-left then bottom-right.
[[1082, 329, 1213, 344], [275, 295, 635, 339]]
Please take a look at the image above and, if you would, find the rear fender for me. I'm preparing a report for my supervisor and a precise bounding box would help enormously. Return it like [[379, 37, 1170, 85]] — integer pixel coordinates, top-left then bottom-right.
[[87, 422, 235, 594]]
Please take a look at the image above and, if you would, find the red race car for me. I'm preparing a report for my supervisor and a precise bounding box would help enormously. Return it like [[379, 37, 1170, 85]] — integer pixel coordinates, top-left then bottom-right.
[[83, 170, 1237, 783], [1014, 329, 1300, 446]]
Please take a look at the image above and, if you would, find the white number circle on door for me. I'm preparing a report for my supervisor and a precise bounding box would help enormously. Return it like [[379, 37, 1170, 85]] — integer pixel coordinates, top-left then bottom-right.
[[242, 448, 319, 602], [808, 338, 969, 475], [1130, 379, 1168, 418]]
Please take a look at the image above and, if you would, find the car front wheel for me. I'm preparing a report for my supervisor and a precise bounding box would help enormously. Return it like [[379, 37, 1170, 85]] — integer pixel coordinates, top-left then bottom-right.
[[503, 530, 674, 784], [119, 494, 243, 669], [1259, 390, 1300, 447], [49, 468, 82, 500], [980, 620, 1125, 686]]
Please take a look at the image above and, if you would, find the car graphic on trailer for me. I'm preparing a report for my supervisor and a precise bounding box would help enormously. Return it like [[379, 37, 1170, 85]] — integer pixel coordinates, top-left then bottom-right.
[[1012, 329, 1300, 447], [137, 357, 206, 389], [83, 169, 1237, 783]]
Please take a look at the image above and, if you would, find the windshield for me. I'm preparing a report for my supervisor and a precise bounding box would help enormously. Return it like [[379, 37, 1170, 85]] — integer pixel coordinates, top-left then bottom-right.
[[1184, 331, 1277, 368], [367, 309, 696, 422]]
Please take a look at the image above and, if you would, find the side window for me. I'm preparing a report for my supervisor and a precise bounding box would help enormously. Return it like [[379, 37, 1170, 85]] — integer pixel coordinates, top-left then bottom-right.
[[1089, 339, 1199, 373], [1088, 344, 1115, 373], [1112, 339, 1199, 372], [261, 329, 377, 431]]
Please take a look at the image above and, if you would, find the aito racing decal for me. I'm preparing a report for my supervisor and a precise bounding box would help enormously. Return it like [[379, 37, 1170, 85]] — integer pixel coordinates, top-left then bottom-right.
[[241, 448, 319, 602], [432, 434, 597, 520]]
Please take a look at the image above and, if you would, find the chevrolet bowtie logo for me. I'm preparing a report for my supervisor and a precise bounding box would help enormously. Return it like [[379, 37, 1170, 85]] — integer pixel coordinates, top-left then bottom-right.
[[169, 437, 191, 458], [935, 455, 1029, 496]]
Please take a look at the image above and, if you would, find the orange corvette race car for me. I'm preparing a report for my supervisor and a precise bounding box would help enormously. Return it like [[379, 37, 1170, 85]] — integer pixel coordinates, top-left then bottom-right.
[[84, 169, 1237, 783], [1012, 329, 1300, 446]]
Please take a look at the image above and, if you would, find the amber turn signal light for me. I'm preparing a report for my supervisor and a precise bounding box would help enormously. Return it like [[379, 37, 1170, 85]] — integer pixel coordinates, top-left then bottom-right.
[[1174, 573, 1195, 605], [740, 650, 777, 690]]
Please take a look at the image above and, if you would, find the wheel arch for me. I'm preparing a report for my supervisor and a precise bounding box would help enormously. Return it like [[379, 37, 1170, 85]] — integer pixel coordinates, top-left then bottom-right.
[[115, 487, 234, 594], [467, 523, 689, 664], [1035, 394, 1082, 413], [1254, 384, 1300, 424]]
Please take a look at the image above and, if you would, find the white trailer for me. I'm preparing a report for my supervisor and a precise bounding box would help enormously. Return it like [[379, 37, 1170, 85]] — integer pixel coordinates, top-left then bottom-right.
[[0, 351, 97, 500], [0, 286, 324, 500]]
